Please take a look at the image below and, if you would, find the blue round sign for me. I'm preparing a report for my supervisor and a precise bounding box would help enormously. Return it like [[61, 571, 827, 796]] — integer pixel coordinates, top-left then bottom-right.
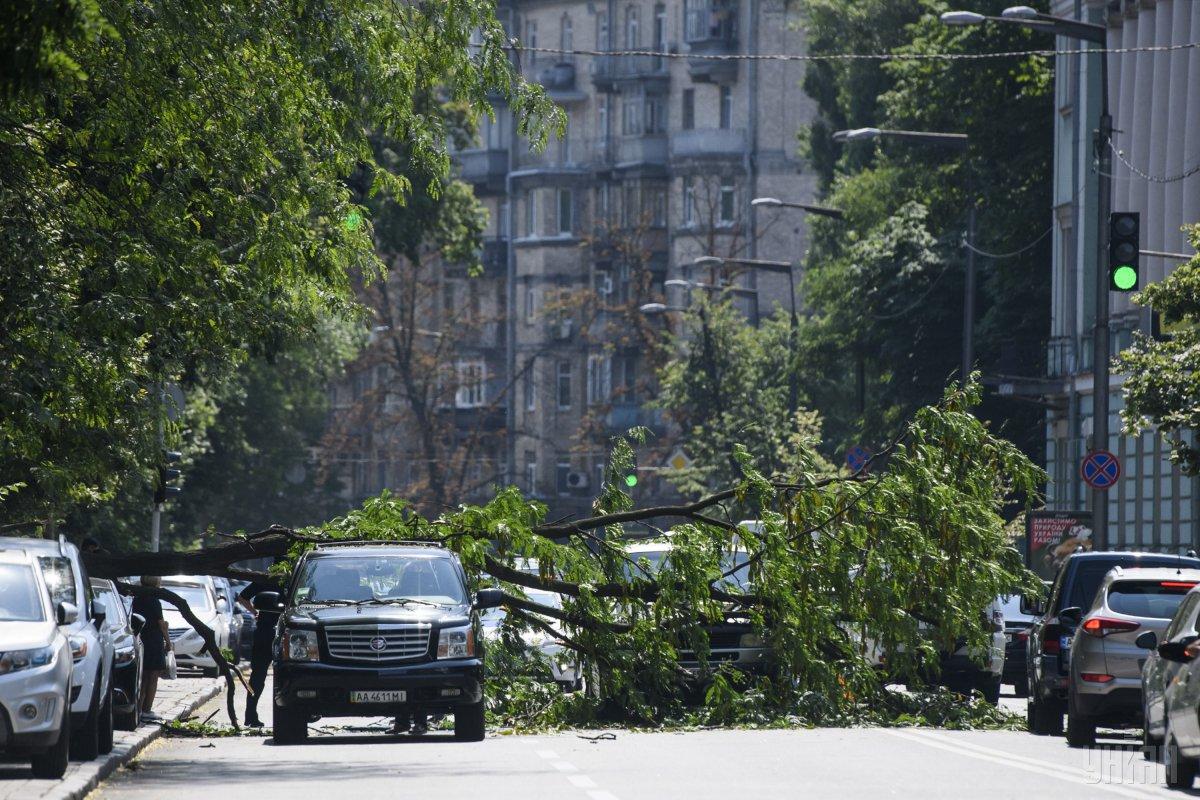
[[846, 445, 870, 473], [1080, 450, 1121, 490]]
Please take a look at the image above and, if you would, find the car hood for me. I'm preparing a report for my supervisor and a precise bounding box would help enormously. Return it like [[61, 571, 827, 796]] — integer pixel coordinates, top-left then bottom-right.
[[0, 620, 56, 651], [286, 603, 469, 626]]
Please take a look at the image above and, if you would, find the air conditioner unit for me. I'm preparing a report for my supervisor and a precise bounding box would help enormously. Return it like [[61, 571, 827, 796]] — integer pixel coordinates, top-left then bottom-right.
[[556, 319, 574, 340], [566, 471, 590, 490]]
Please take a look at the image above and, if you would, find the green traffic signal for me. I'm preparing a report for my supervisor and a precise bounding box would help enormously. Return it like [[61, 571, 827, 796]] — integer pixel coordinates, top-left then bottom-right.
[[1112, 265, 1138, 291], [624, 474, 638, 488]]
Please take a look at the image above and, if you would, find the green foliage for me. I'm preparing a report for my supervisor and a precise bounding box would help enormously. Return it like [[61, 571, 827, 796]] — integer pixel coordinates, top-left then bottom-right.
[[1118, 226, 1200, 475], [0, 0, 560, 526]]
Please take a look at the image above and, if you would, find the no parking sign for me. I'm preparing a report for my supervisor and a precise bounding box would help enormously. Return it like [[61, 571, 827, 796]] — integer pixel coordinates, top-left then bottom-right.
[[1080, 450, 1121, 491]]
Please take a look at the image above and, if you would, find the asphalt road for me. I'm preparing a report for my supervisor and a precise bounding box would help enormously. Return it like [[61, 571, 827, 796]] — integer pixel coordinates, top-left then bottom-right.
[[91, 684, 1193, 800]]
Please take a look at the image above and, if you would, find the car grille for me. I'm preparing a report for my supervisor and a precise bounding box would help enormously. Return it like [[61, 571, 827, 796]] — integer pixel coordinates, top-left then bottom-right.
[[324, 623, 431, 662], [168, 627, 189, 641]]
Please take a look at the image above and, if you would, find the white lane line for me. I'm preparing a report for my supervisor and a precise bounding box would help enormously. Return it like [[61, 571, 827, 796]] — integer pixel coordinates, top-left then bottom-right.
[[885, 730, 1164, 799], [535, 743, 620, 799], [568, 775, 598, 788], [552, 761, 578, 772], [587, 793, 621, 800], [910, 730, 1110, 778], [535, 749, 561, 760]]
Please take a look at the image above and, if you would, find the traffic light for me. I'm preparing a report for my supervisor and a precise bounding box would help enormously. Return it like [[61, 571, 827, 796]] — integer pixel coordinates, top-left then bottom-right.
[[1108, 212, 1140, 292], [153, 450, 182, 505]]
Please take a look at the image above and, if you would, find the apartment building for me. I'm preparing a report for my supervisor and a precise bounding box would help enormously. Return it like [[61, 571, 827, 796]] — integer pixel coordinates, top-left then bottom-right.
[[329, 0, 821, 520], [1043, 0, 1200, 548]]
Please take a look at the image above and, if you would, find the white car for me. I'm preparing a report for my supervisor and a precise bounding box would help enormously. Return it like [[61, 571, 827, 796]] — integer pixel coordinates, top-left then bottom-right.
[[161, 576, 229, 676], [0, 536, 115, 760], [0, 549, 75, 778]]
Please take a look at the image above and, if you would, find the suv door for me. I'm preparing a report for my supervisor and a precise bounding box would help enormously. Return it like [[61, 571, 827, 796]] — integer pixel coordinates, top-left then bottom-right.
[[1148, 593, 1200, 740]]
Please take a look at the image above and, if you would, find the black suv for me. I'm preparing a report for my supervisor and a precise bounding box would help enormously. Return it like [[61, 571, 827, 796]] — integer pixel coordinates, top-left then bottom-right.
[[1026, 550, 1200, 735], [259, 541, 502, 744]]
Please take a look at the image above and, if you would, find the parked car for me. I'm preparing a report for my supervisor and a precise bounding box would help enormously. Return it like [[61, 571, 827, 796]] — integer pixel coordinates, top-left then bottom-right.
[[1025, 550, 1200, 735], [1064, 567, 1200, 746], [999, 589, 1042, 696], [90, 578, 145, 730], [0, 548, 75, 778], [919, 600, 1006, 704], [266, 541, 503, 744], [212, 577, 243, 665], [161, 575, 229, 676], [0, 536, 116, 760], [227, 579, 257, 660], [1137, 594, 1200, 788], [1139, 579, 1200, 764]]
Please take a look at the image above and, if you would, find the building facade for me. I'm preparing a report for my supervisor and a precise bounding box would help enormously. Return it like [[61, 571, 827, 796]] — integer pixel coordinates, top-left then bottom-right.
[[1044, 0, 1200, 549]]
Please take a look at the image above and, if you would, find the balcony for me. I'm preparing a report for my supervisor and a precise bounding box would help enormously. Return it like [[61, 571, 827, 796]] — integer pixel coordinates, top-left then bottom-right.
[[455, 148, 507, 194], [606, 404, 665, 432], [590, 53, 670, 92], [669, 128, 746, 161], [616, 134, 668, 167], [684, 1, 739, 83], [536, 62, 587, 105]]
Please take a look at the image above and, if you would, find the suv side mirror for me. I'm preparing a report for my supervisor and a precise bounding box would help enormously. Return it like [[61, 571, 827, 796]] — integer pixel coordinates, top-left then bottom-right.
[[1135, 630, 1158, 651], [1020, 595, 1045, 617], [130, 612, 146, 635], [216, 596, 229, 612], [1158, 637, 1199, 664], [1058, 607, 1083, 626], [474, 588, 504, 610], [91, 600, 107, 629], [57, 602, 79, 626], [253, 591, 281, 611]]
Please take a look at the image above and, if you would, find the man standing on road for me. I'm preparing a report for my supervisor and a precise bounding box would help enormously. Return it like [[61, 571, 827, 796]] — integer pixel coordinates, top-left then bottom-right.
[[132, 575, 172, 721], [237, 577, 283, 727]]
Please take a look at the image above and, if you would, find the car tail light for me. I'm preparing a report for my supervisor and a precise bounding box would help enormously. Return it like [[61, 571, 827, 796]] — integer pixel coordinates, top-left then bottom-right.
[[1080, 672, 1115, 683], [1161, 581, 1197, 590], [1015, 630, 1029, 642], [1043, 628, 1061, 655], [1081, 617, 1140, 637]]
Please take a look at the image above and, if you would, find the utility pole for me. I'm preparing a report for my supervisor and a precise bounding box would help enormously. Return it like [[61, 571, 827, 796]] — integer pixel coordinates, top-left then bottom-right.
[[962, 205, 977, 381]]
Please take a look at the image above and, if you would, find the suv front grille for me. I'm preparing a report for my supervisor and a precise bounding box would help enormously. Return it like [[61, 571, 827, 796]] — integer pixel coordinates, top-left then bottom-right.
[[324, 623, 431, 662]]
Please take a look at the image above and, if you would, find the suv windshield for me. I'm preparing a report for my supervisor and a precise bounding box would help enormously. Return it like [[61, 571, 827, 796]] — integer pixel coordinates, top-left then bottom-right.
[[1070, 557, 1200, 613], [625, 547, 751, 590], [1107, 580, 1196, 618], [0, 564, 46, 622], [36, 556, 76, 607], [295, 556, 467, 606]]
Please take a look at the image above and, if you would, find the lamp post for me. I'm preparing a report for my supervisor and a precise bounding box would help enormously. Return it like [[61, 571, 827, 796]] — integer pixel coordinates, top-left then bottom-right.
[[750, 197, 846, 220], [833, 127, 976, 382], [639, 300, 722, 415], [941, 5, 1112, 544]]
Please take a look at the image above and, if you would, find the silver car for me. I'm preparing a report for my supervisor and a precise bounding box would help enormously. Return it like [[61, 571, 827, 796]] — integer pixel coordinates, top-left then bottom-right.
[[1139, 580, 1200, 760], [1066, 566, 1200, 747]]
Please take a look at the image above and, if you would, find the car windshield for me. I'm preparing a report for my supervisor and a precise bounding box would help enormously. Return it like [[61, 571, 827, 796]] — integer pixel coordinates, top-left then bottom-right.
[[294, 556, 467, 606], [36, 555, 76, 607], [624, 547, 751, 590], [1073, 557, 1200, 612], [0, 564, 46, 622], [163, 584, 213, 612], [1107, 580, 1196, 618], [92, 585, 124, 627]]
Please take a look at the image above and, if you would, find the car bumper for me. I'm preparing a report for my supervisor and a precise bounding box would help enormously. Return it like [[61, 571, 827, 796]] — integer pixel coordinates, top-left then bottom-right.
[[678, 647, 770, 674], [1072, 675, 1142, 723], [0, 662, 68, 748], [274, 659, 484, 715]]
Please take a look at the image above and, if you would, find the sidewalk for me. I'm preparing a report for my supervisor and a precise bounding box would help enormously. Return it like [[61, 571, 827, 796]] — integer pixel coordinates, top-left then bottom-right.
[[0, 675, 224, 800]]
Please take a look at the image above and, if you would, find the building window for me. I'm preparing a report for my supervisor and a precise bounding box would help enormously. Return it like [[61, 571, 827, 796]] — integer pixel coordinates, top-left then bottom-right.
[[523, 359, 536, 411], [622, 95, 642, 135], [621, 183, 637, 227], [556, 361, 572, 409], [455, 360, 486, 408], [597, 11, 609, 49], [598, 95, 609, 136], [587, 354, 612, 405], [525, 19, 538, 66], [682, 88, 695, 130], [682, 179, 696, 227], [616, 355, 638, 403], [624, 5, 639, 48], [719, 85, 732, 129], [525, 189, 538, 237], [719, 183, 736, 225], [560, 15, 574, 62], [648, 187, 667, 226], [525, 450, 538, 495], [558, 189, 573, 234], [645, 96, 665, 134], [524, 285, 537, 323], [556, 460, 572, 495], [596, 184, 610, 221], [443, 280, 455, 315]]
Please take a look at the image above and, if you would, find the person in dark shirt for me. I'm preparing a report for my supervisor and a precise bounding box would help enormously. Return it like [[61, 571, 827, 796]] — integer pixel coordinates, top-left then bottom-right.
[[131, 575, 172, 721], [237, 579, 282, 727]]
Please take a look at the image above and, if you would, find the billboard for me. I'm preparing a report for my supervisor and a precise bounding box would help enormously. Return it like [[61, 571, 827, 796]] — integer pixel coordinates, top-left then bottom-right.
[[1026, 510, 1094, 582]]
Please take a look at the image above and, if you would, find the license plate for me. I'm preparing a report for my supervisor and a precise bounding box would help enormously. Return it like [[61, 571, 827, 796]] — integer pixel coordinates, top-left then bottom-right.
[[1060, 635, 1073, 651], [1005, 633, 1013, 644], [349, 690, 406, 704]]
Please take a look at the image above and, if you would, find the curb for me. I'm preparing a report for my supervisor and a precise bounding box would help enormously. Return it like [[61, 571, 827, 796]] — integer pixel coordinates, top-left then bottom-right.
[[56, 679, 225, 800]]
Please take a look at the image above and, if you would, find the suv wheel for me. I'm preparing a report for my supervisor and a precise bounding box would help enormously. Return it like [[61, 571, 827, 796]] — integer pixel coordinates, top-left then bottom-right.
[[1144, 722, 1163, 761], [454, 701, 486, 742], [97, 687, 115, 755], [1012, 677, 1029, 698], [30, 705, 70, 779], [272, 706, 308, 745], [1065, 696, 1096, 748], [72, 677, 102, 761], [1027, 696, 1064, 736], [1167, 733, 1198, 789], [975, 675, 1001, 705], [116, 700, 140, 732]]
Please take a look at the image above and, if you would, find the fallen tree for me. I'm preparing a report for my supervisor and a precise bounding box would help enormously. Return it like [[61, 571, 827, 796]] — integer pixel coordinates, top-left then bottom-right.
[[82, 381, 1041, 727]]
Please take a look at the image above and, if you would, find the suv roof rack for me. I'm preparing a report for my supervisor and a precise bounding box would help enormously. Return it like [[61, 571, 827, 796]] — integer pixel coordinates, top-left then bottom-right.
[[312, 539, 447, 550]]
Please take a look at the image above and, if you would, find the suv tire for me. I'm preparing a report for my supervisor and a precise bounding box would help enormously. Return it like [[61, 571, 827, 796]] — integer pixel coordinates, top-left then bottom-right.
[[1028, 696, 1064, 736], [1012, 677, 1029, 698], [1167, 733, 1198, 789], [1144, 723, 1163, 761], [976, 675, 1001, 705], [272, 706, 308, 744], [97, 687, 115, 755], [72, 676, 102, 761], [30, 706, 70, 779], [1066, 705, 1096, 747], [454, 701, 486, 742], [117, 701, 140, 732]]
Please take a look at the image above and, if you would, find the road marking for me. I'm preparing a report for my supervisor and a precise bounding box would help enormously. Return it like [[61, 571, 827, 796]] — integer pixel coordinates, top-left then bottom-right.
[[533, 741, 620, 799], [535, 749, 561, 760], [552, 760, 578, 772], [885, 730, 1164, 799], [568, 775, 598, 788], [586, 793, 620, 800]]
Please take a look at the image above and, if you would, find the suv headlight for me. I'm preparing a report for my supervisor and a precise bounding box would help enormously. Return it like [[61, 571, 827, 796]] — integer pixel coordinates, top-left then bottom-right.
[[0, 646, 55, 674], [68, 635, 88, 662], [282, 629, 319, 662], [437, 626, 476, 659], [114, 647, 136, 666]]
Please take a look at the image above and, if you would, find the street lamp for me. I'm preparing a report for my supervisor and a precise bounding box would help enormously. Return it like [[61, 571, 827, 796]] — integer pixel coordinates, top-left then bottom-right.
[[940, 7, 1113, 544], [833, 126, 976, 383], [751, 197, 846, 220], [664, 278, 757, 297]]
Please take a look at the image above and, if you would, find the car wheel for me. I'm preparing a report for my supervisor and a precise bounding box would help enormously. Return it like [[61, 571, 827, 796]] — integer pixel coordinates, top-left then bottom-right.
[[30, 704, 70, 779], [116, 702, 140, 732], [1012, 677, 1029, 698], [1028, 695, 1064, 736], [976, 675, 1001, 705], [71, 679, 102, 761], [97, 688, 115, 755], [1144, 721, 1163, 762], [1166, 734, 1198, 789], [454, 701, 486, 742], [272, 706, 308, 745]]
